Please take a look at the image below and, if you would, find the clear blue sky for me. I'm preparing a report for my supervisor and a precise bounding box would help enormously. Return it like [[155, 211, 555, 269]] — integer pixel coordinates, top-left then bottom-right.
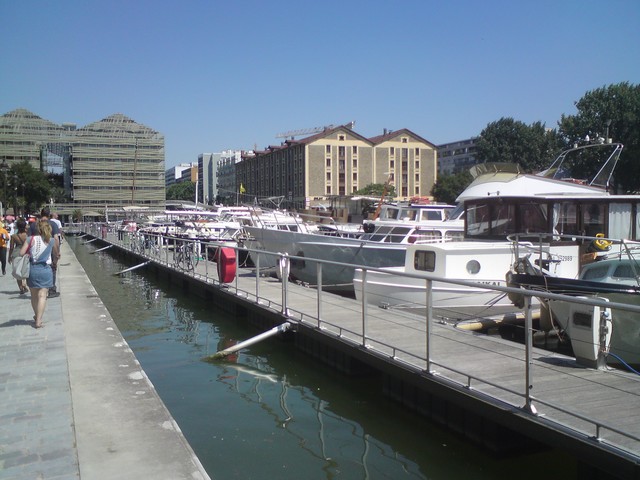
[[2, 0, 639, 168]]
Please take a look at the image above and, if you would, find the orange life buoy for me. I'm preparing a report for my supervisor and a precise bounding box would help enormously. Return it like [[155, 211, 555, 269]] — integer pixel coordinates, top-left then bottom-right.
[[217, 247, 236, 283]]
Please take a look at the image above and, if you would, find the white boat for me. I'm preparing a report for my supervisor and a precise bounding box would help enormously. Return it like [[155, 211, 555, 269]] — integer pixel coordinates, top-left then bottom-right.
[[353, 241, 537, 320], [509, 253, 640, 367], [354, 142, 633, 320]]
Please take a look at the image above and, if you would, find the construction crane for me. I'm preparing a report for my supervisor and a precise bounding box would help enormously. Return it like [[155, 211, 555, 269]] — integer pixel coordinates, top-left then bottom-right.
[[275, 124, 335, 140]]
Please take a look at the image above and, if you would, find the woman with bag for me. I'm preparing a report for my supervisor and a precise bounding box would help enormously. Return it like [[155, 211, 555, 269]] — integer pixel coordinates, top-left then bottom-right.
[[20, 219, 58, 329], [8, 217, 28, 294]]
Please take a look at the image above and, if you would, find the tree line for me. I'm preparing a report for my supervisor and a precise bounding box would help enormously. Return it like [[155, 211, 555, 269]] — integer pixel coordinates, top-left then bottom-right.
[[432, 82, 640, 203]]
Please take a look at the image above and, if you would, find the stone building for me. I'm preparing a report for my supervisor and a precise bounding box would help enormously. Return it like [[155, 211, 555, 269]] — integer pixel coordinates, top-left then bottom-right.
[[235, 124, 438, 209]]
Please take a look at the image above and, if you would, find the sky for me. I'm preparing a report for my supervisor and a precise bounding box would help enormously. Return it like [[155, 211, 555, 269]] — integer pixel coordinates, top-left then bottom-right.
[[2, 0, 639, 168]]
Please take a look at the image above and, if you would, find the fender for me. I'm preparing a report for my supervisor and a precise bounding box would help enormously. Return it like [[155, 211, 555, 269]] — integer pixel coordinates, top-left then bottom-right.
[[217, 247, 236, 283]]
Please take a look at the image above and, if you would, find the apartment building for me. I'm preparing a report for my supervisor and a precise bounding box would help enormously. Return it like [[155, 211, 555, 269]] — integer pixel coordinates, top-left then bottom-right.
[[235, 124, 437, 209], [437, 137, 478, 175]]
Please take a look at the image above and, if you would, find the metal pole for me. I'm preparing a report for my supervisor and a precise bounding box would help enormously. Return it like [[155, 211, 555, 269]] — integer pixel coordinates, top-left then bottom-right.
[[316, 262, 323, 327], [255, 254, 260, 300], [280, 254, 289, 316], [361, 269, 367, 346], [523, 295, 537, 415], [426, 279, 432, 373]]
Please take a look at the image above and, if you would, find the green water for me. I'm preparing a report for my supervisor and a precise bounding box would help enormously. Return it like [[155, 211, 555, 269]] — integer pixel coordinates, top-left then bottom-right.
[[69, 238, 577, 479]]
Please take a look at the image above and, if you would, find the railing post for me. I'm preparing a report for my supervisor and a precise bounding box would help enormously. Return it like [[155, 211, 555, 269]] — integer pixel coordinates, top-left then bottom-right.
[[316, 262, 323, 327], [280, 254, 289, 316], [426, 278, 432, 373], [361, 268, 367, 346], [523, 295, 537, 415], [255, 253, 260, 300]]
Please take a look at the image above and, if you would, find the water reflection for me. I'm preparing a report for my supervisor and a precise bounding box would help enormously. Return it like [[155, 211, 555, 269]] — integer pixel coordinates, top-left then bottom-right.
[[69, 237, 577, 480]]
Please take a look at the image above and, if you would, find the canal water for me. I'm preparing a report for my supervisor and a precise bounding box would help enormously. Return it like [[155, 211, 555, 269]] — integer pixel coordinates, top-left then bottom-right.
[[69, 238, 577, 479]]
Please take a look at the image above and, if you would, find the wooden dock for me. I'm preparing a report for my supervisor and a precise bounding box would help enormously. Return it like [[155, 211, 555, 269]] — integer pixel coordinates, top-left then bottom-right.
[[77, 229, 640, 479]]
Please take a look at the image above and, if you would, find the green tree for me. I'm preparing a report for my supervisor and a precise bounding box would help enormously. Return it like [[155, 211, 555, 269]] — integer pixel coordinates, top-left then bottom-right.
[[8, 161, 53, 214], [431, 171, 473, 204], [558, 82, 640, 192], [475, 118, 563, 172], [167, 181, 196, 201], [354, 183, 396, 198]]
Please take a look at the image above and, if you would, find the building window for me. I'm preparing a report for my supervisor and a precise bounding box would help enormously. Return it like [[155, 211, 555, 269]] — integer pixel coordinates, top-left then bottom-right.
[[352, 145, 358, 155], [415, 173, 420, 182], [390, 160, 395, 169], [415, 160, 420, 169], [326, 145, 331, 154], [326, 185, 331, 195], [389, 147, 395, 157], [402, 137, 408, 143], [338, 146, 345, 157], [415, 186, 420, 195], [353, 172, 357, 181], [415, 147, 420, 156], [326, 172, 331, 181], [326, 158, 331, 167], [353, 158, 357, 168], [338, 134, 345, 141]]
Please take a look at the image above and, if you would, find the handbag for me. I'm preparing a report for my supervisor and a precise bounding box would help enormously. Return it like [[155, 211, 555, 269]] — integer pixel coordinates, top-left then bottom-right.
[[12, 254, 30, 280]]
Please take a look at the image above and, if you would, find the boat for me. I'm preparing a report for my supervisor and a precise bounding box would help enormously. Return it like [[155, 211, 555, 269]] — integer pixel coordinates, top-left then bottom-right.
[[353, 241, 538, 321], [508, 251, 640, 367], [354, 142, 633, 321]]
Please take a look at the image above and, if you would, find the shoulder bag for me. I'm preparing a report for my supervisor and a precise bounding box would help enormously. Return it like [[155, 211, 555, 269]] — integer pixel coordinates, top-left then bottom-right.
[[11, 236, 35, 281]]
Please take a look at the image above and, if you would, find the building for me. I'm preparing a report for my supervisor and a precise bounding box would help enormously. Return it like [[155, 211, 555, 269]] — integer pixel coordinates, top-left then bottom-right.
[[437, 137, 479, 175], [165, 162, 197, 188], [216, 150, 243, 205], [235, 124, 438, 209], [0, 108, 165, 211]]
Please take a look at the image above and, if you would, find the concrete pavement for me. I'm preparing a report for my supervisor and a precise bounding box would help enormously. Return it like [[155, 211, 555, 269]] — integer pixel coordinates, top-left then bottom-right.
[[0, 240, 211, 479]]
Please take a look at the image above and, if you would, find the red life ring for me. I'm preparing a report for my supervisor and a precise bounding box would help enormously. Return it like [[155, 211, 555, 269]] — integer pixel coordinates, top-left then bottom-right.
[[217, 247, 236, 283]]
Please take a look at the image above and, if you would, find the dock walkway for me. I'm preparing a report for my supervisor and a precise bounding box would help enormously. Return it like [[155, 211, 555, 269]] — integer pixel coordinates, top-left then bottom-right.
[[0, 241, 210, 480]]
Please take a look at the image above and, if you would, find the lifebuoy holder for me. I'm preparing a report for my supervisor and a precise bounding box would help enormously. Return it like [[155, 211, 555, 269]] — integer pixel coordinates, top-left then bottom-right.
[[217, 247, 236, 283]]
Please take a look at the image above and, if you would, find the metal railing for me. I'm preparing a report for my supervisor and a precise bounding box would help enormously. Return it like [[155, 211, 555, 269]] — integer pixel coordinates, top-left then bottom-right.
[[74, 223, 640, 459]]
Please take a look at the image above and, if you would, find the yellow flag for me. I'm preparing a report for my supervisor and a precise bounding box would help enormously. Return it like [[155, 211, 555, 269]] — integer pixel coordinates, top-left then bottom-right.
[[239, 183, 246, 194]]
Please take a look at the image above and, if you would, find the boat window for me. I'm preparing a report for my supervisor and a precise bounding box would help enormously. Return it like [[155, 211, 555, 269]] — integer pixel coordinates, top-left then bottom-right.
[[367, 226, 393, 242], [400, 209, 417, 221], [383, 208, 399, 220], [492, 203, 516, 235], [581, 264, 609, 281], [413, 229, 442, 243], [445, 231, 464, 242], [420, 210, 443, 221], [583, 203, 606, 237], [519, 203, 548, 235], [466, 203, 491, 237], [608, 203, 632, 240], [388, 227, 412, 243], [613, 264, 635, 279], [414, 250, 436, 272], [554, 202, 579, 238]]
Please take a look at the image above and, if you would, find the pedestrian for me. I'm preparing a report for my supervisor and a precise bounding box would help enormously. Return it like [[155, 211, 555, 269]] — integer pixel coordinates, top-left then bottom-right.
[[30, 207, 61, 297], [0, 221, 9, 275], [8, 217, 28, 294], [21, 218, 58, 329], [51, 212, 64, 245]]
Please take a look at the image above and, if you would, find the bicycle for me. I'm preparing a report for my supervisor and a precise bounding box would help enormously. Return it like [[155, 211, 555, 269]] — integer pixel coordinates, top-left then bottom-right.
[[173, 242, 199, 271]]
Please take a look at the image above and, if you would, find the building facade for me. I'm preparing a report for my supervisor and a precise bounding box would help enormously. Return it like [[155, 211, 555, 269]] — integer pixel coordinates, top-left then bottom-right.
[[437, 137, 478, 175], [165, 162, 197, 188], [236, 124, 438, 209], [0, 109, 165, 211]]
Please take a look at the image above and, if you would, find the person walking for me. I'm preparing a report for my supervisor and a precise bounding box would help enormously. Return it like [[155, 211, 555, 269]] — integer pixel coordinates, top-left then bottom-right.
[[8, 217, 28, 294], [30, 207, 61, 297], [0, 221, 9, 275], [21, 218, 58, 329]]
